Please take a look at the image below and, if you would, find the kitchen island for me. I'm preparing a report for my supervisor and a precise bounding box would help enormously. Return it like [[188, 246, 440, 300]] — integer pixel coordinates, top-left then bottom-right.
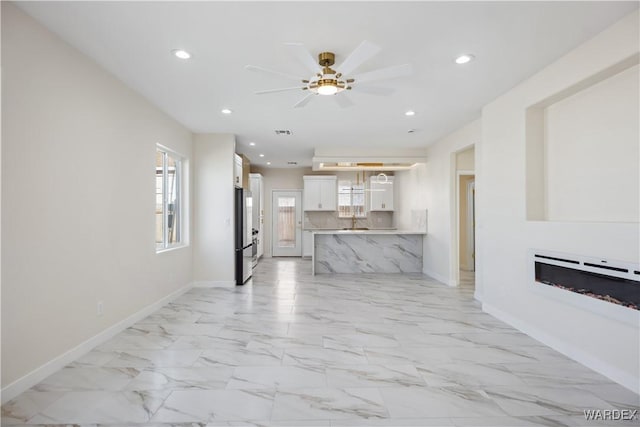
[[311, 230, 425, 275]]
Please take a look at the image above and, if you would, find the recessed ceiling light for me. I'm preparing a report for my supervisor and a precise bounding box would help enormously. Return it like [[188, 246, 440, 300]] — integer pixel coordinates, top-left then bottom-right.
[[267, 162, 271, 165], [405, 110, 415, 116], [249, 142, 256, 146], [259, 154, 265, 157], [221, 108, 232, 115], [172, 49, 191, 60], [455, 54, 474, 65]]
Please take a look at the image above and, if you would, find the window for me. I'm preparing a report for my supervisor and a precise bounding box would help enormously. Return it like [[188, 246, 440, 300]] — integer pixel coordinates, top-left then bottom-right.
[[338, 180, 366, 218], [156, 146, 183, 250], [277, 196, 296, 248]]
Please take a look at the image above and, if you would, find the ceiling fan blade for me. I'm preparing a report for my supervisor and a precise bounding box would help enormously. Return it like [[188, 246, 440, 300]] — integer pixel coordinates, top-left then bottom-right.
[[337, 40, 381, 76], [334, 94, 354, 108], [285, 43, 320, 74], [293, 93, 315, 108], [353, 63, 413, 84], [255, 86, 305, 95], [245, 65, 304, 81], [351, 85, 395, 96]]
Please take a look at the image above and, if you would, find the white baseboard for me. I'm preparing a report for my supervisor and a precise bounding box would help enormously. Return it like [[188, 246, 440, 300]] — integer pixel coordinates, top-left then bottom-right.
[[423, 267, 449, 286], [1, 281, 194, 404], [193, 280, 235, 287], [483, 302, 639, 395]]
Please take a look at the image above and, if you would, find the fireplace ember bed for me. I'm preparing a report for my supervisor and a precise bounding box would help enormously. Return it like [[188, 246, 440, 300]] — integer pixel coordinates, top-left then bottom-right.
[[533, 253, 639, 311]]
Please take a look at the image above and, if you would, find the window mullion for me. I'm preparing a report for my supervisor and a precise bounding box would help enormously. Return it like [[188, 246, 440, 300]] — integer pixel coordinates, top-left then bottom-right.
[[175, 159, 181, 243], [350, 186, 354, 216], [163, 152, 169, 248]]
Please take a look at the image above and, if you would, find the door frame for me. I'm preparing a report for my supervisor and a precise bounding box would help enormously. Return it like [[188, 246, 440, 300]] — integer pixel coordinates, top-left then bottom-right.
[[452, 168, 474, 285], [271, 190, 303, 257]]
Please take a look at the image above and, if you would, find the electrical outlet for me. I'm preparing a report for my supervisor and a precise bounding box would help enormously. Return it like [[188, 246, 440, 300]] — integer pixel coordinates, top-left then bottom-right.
[[97, 301, 104, 316]]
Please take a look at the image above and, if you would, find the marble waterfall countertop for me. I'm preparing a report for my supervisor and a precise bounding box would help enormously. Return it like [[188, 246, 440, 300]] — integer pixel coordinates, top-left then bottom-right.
[[311, 230, 425, 275]]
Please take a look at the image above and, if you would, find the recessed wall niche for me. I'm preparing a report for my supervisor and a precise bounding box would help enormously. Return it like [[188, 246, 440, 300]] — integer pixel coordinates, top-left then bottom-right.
[[526, 54, 639, 222]]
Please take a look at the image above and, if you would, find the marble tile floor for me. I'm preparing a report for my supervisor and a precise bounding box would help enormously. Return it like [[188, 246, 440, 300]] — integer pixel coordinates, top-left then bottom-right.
[[458, 270, 475, 289], [2, 258, 638, 427]]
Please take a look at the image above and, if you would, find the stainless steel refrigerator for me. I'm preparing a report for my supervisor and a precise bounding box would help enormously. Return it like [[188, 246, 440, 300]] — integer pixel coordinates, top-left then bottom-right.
[[235, 188, 253, 285]]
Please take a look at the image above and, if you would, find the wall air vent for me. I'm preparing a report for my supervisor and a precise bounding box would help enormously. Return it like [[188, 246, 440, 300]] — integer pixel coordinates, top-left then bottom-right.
[[275, 130, 292, 135]]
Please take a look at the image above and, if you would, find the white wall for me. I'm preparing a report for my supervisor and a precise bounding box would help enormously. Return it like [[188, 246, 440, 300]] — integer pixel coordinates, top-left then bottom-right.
[[456, 148, 475, 172], [545, 64, 639, 222], [479, 10, 639, 392], [192, 134, 235, 284], [1, 2, 193, 392]]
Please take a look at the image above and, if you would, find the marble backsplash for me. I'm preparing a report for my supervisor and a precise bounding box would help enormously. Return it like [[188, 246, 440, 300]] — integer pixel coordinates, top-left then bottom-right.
[[304, 211, 394, 230]]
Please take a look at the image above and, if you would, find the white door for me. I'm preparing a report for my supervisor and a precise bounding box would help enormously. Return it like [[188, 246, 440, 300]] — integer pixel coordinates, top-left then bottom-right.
[[467, 181, 476, 272], [272, 190, 302, 257]]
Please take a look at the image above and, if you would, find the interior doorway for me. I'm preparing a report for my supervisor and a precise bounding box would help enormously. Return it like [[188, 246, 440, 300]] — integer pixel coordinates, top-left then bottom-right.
[[451, 145, 476, 289], [272, 190, 302, 257]]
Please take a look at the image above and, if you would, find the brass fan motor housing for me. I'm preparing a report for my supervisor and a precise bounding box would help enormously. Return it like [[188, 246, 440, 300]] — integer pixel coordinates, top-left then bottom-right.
[[318, 52, 335, 67], [318, 52, 337, 75]]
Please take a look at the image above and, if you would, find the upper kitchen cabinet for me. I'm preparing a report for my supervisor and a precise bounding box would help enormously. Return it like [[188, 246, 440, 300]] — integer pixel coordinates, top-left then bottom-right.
[[303, 175, 337, 211], [369, 175, 394, 211], [234, 154, 242, 188]]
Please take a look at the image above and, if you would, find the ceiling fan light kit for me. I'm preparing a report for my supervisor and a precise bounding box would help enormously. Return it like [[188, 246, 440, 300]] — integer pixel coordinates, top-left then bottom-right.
[[314, 82, 340, 96], [307, 52, 350, 96], [246, 40, 411, 108]]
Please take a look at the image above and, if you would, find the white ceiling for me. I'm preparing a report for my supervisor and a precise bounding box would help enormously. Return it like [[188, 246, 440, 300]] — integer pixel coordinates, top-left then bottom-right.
[[16, 1, 637, 167]]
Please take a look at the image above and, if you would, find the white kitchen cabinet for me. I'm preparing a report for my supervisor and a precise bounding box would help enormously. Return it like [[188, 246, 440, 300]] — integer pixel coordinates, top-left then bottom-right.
[[303, 230, 313, 258], [303, 176, 337, 211], [369, 175, 394, 211], [234, 154, 243, 188], [249, 173, 264, 258]]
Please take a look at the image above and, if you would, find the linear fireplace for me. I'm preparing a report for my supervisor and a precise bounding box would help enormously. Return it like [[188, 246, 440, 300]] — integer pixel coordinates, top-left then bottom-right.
[[531, 251, 639, 316]]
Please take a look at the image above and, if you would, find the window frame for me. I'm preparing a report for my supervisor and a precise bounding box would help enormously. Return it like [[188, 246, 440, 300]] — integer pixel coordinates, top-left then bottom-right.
[[338, 180, 367, 218], [156, 144, 185, 252]]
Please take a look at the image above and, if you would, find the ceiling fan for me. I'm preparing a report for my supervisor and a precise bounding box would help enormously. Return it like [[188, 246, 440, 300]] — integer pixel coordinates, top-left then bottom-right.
[[245, 41, 412, 108]]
